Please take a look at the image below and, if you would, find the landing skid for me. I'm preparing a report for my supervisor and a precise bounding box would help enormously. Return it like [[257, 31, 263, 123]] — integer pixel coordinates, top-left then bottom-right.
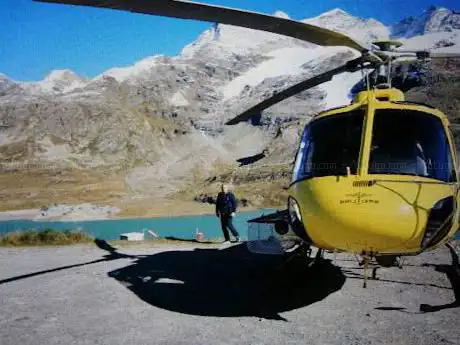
[[272, 243, 311, 272]]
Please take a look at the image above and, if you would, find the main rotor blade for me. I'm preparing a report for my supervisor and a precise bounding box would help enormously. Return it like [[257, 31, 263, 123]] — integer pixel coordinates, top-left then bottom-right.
[[34, 0, 370, 53], [225, 57, 371, 125]]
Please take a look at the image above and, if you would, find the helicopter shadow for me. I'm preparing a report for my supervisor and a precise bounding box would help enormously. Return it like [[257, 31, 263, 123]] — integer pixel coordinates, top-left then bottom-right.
[[351, 261, 459, 314], [0, 239, 139, 285], [418, 263, 460, 313], [106, 243, 346, 320]]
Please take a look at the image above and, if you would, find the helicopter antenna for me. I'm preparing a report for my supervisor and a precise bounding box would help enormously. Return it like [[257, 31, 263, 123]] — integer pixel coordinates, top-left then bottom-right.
[[366, 64, 371, 94], [387, 58, 392, 88]]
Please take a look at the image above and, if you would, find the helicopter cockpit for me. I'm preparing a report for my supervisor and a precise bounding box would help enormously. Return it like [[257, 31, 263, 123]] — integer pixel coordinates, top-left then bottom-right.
[[292, 108, 364, 183], [292, 107, 457, 185]]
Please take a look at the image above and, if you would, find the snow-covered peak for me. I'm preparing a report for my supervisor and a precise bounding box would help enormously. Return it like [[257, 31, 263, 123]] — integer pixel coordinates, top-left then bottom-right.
[[302, 8, 389, 44], [0, 73, 15, 94], [0, 72, 10, 80], [95, 55, 163, 82], [273, 10, 290, 19], [314, 8, 349, 18], [14, 69, 88, 95], [179, 7, 392, 61], [44, 69, 82, 83], [179, 21, 294, 60], [391, 6, 460, 38]]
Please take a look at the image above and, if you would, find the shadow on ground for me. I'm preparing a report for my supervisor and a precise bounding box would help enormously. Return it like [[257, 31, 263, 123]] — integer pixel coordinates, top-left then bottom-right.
[[418, 263, 460, 312], [0, 239, 138, 285], [163, 236, 216, 244], [344, 264, 459, 313], [106, 242, 346, 320]]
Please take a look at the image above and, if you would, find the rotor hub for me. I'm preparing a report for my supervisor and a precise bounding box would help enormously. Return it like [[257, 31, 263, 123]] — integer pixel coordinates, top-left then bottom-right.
[[373, 40, 403, 52]]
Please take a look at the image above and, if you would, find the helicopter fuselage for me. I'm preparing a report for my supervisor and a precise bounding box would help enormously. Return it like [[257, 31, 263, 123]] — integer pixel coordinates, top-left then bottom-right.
[[287, 88, 460, 256]]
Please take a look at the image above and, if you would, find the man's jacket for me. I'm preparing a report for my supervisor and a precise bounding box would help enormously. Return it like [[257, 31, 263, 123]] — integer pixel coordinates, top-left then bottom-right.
[[215, 192, 237, 215]]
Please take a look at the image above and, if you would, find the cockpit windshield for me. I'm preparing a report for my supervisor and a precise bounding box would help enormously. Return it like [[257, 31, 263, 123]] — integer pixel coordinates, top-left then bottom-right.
[[368, 109, 456, 182], [292, 109, 364, 183]]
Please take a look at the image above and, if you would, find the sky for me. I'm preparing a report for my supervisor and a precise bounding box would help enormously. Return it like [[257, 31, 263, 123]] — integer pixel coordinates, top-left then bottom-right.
[[1, 0, 459, 81]]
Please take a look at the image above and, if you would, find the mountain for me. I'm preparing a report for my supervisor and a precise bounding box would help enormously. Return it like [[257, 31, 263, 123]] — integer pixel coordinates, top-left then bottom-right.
[[391, 6, 460, 38], [0, 5, 459, 210], [303, 8, 390, 44]]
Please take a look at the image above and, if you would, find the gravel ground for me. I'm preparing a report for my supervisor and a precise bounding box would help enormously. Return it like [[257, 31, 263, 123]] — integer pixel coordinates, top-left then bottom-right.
[[0, 241, 458, 345]]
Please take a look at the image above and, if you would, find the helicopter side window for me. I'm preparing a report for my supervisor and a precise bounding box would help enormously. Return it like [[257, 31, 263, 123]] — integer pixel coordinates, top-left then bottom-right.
[[369, 109, 456, 182], [292, 109, 364, 182]]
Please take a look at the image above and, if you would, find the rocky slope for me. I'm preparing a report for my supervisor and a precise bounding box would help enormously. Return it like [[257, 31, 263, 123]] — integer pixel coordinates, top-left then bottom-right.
[[0, 5, 459, 211]]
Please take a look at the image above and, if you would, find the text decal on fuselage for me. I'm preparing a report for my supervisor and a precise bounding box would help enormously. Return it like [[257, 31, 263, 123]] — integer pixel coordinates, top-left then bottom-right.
[[339, 192, 380, 205]]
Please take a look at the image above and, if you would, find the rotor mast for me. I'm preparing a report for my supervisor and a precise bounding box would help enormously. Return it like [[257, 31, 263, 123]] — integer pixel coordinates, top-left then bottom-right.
[[372, 41, 404, 88]]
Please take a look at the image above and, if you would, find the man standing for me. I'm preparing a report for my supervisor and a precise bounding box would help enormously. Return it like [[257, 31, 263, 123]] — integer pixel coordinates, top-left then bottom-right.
[[215, 183, 240, 244]]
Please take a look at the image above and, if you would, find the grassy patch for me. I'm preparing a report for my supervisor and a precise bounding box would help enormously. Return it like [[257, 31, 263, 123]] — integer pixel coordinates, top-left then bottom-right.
[[0, 168, 127, 212], [0, 141, 29, 161], [0, 229, 227, 248], [0, 229, 94, 247]]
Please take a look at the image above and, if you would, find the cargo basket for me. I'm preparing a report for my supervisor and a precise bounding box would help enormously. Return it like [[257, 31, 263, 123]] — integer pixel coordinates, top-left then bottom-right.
[[246, 210, 290, 255]]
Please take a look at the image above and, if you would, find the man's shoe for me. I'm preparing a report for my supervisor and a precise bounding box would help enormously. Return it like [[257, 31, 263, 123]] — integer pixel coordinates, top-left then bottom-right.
[[222, 240, 231, 245]]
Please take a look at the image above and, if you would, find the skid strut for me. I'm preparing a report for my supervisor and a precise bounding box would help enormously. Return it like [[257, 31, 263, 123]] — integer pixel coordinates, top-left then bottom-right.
[[363, 257, 369, 288], [358, 255, 381, 287], [273, 243, 311, 272], [446, 241, 459, 275]]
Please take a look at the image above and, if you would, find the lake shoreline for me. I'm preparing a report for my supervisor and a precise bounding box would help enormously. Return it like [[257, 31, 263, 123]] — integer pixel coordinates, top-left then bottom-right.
[[0, 203, 280, 222]]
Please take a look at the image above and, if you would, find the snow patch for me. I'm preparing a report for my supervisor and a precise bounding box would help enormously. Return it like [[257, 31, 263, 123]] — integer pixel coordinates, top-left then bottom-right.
[[396, 30, 460, 50], [95, 55, 162, 82], [220, 46, 355, 101], [319, 70, 365, 109], [37, 136, 72, 161], [169, 90, 190, 107]]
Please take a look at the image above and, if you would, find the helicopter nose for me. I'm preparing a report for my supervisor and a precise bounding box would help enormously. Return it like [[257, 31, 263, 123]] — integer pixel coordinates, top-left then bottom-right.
[[291, 178, 455, 254], [317, 200, 417, 252]]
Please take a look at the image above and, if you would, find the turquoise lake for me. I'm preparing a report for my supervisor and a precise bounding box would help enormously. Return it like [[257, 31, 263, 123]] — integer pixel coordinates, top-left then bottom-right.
[[0, 209, 277, 241], [0, 208, 458, 241]]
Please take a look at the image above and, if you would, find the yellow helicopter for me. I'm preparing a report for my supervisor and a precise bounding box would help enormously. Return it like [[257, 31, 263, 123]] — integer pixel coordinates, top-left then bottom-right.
[[34, 0, 460, 280]]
